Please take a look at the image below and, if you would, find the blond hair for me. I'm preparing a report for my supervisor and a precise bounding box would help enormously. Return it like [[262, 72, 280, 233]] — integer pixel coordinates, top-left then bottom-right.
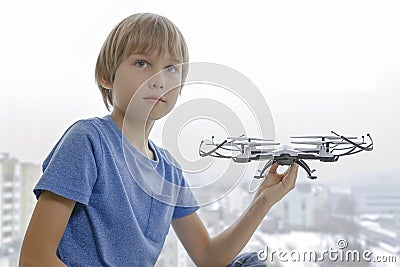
[[95, 13, 189, 111]]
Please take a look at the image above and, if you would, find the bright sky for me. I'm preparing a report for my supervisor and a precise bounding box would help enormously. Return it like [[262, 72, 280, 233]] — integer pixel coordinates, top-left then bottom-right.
[[1, 0, 399, 186]]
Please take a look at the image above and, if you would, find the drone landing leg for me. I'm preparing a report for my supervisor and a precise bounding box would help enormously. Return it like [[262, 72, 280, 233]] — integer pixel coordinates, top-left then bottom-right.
[[295, 159, 317, 179], [254, 159, 275, 179]]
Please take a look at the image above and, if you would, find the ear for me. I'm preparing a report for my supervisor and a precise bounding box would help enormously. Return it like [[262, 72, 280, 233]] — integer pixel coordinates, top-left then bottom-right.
[[100, 78, 113, 90]]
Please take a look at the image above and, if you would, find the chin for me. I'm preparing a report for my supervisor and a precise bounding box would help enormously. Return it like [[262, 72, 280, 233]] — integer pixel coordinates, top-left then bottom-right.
[[148, 106, 174, 120], [148, 111, 169, 121]]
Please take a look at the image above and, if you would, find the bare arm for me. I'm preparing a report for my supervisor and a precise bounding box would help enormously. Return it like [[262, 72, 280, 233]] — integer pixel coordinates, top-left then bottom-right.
[[172, 163, 298, 267], [19, 191, 75, 267]]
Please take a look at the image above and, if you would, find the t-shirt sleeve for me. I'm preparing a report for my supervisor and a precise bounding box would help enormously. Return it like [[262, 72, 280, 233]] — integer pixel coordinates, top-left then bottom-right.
[[33, 120, 102, 206], [171, 164, 200, 219]]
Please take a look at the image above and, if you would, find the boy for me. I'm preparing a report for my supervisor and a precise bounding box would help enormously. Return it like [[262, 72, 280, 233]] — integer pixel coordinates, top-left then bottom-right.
[[19, 13, 298, 266]]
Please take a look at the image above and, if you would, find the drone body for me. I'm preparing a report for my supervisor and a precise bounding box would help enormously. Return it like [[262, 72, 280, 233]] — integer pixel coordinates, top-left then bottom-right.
[[199, 131, 373, 180]]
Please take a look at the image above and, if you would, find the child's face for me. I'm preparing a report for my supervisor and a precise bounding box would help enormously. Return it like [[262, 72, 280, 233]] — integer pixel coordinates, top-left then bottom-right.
[[110, 50, 182, 121]]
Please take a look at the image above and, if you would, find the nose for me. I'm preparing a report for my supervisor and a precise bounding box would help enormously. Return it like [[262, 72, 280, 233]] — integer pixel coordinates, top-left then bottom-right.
[[148, 73, 165, 90]]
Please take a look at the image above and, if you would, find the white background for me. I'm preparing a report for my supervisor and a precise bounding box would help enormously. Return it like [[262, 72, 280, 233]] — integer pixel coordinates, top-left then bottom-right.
[[1, 0, 399, 186]]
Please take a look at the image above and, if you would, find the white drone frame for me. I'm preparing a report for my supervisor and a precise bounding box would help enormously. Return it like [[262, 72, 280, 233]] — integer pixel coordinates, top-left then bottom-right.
[[199, 131, 373, 179]]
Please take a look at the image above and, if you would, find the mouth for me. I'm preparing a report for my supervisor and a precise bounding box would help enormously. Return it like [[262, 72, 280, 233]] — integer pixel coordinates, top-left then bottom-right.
[[142, 95, 166, 103]]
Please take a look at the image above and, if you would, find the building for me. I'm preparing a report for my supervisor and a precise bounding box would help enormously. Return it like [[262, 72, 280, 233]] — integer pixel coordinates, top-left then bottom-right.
[[353, 186, 400, 215], [353, 184, 400, 256], [0, 153, 21, 266], [0, 153, 41, 267], [19, 162, 41, 236], [275, 183, 331, 231], [358, 214, 400, 256], [0, 153, 20, 249]]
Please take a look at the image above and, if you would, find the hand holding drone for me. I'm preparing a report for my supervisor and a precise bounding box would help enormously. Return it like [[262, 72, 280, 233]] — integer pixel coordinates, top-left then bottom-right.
[[199, 131, 373, 180]]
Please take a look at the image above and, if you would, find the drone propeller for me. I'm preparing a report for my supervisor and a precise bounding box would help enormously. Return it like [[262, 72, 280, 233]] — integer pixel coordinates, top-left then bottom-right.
[[227, 136, 274, 141], [230, 141, 279, 147], [291, 135, 357, 140], [291, 140, 349, 145]]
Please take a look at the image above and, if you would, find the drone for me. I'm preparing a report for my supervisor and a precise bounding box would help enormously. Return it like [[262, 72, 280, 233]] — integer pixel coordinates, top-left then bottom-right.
[[199, 131, 373, 179]]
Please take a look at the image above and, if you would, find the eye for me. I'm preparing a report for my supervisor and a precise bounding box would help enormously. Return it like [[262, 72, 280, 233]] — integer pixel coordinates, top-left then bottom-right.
[[166, 65, 177, 73], [135, 60, 149, 68]]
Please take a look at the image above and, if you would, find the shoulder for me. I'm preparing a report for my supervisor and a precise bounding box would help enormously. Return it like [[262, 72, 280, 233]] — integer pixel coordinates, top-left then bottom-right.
[[66, 117, 103, 136], [44, 117, 106, 164], [59, 117, 111, 146]]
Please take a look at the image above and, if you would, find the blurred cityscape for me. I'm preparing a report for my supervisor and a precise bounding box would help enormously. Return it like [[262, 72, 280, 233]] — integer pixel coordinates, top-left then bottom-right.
[[0, 153, 40, 267], [0, 152, 399, 266], [156, 182, 400, 267]]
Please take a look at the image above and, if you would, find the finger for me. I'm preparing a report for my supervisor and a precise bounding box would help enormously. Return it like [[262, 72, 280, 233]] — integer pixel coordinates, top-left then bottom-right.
[[268, 162, 279, 174], [262, 173, 282, 187], [261, 163, 281, 187], [293, 163, 299, 183], [290, 163, 299, 178], [281, 163, 299, 190], [288, 163, 299, 185]]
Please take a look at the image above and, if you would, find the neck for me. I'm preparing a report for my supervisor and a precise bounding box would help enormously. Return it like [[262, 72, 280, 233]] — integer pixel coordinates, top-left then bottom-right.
[[111, 109, 155, 154]]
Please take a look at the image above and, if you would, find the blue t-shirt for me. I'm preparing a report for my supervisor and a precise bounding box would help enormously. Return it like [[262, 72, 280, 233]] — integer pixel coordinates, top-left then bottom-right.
[[34, 115, 199, 266]]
